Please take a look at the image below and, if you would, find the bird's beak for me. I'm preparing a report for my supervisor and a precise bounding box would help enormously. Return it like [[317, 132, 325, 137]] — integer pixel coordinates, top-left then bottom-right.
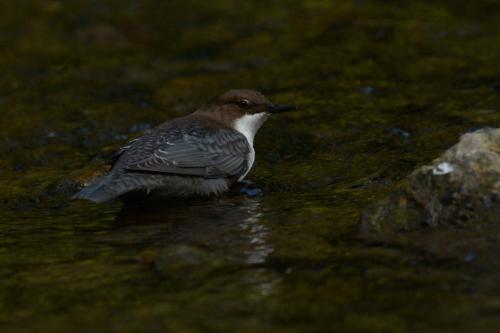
[[268, 104, 297, 113]]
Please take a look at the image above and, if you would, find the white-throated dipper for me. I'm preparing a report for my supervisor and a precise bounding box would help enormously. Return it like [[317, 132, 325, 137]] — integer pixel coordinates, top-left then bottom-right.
[[73, 89, 296, 203]]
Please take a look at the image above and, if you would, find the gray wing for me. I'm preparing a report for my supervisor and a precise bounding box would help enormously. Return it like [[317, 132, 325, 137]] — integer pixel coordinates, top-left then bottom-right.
[[114, 128, 251, 179]]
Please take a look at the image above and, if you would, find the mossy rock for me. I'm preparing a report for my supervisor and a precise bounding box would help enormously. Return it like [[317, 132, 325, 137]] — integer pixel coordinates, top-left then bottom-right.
[[360, 127, 500, 233]]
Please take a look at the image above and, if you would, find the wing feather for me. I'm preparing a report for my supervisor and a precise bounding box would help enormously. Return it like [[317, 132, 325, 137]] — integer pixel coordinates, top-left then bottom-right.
[[120, 128, 250, 178]]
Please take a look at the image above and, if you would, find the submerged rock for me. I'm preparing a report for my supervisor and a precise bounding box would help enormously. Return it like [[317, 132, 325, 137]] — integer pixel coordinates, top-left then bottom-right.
[[360, 128, 500, 233], [153, 245, 232, 283]]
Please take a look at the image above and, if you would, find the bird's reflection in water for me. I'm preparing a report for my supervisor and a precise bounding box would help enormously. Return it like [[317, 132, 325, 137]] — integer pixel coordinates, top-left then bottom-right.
[[111, 195, 279, 298], [114, 195, 273, 266], [238, 209, 273, 265]]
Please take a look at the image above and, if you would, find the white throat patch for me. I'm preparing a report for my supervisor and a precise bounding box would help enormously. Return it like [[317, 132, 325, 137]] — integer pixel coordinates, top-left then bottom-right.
[[233, 113, 269, 181], [233, 113, 269, 145]]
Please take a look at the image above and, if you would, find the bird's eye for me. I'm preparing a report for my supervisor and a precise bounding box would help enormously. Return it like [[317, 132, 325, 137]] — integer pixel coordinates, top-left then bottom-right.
[[237, 99, 251, 108]]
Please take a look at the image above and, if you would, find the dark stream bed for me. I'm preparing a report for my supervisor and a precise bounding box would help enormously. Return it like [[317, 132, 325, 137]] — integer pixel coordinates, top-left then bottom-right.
[[1, 1, 500, 332]]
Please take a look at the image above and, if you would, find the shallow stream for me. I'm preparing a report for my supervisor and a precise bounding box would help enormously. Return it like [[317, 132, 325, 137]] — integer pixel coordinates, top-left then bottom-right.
[[1, 1, 500, 332]]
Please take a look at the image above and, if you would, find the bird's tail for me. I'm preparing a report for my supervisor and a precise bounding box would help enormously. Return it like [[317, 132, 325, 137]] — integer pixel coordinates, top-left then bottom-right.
[[72, 173, 136, 203]]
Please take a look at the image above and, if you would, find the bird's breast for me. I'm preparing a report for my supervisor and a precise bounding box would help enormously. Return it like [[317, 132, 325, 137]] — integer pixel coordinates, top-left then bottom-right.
[[238, 146, 255, 181]]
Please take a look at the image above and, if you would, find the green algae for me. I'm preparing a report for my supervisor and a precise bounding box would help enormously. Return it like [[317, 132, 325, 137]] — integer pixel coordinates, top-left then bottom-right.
[[1, 0, 500, 332]]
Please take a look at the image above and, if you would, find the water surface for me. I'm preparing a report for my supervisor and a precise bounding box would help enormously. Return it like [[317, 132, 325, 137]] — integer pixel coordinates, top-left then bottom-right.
[[1, 1, 500, 332]]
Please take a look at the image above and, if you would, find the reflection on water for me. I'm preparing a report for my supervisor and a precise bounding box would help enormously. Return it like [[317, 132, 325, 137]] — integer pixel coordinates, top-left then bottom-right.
[[114, 196, 278, 297], [238, 201, 272, 265], [115, 196, 272, 266]]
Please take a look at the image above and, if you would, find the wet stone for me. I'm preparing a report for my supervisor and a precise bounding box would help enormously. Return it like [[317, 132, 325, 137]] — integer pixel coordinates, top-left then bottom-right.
[[359, 86, 375, 96], [129, 123, 151, 133], [153, 244, 235, 283], [387, 127, 411, 140], [77, 24, 127, 48], [359, 127, 500, 233]]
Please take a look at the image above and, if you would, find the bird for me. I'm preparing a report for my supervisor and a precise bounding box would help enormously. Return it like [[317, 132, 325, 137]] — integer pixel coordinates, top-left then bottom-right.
[[73, 89, 296, 203]]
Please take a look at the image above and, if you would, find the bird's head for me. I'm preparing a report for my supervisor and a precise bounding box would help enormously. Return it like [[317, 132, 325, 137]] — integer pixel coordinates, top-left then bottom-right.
[[197, 89, 296, 143]]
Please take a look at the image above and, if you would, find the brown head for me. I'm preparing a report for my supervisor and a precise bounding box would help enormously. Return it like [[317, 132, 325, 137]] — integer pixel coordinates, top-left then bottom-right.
[[195, 89, 296, 143]]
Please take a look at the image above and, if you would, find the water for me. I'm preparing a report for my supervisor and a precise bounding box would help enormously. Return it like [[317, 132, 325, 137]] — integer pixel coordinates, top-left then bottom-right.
[[1, 0, 500, 332]]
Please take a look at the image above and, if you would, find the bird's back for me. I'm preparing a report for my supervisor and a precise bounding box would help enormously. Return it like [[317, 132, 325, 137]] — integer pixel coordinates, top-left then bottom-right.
[[73, 114, 252, 202]]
